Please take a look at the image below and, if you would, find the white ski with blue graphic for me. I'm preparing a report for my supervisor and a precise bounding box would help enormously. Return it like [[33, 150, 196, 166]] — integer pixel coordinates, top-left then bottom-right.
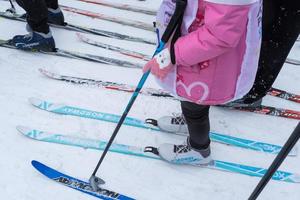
[[29, 97, 297, 156], [19, 126, 300, 183]]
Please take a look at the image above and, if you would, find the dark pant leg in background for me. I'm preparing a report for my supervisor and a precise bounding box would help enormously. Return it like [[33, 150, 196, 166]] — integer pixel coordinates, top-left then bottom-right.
[[16, 0, 49, 33], [181, 101, 210, 149], [45, 0, 59, 9], [243, 0, 300, 104]]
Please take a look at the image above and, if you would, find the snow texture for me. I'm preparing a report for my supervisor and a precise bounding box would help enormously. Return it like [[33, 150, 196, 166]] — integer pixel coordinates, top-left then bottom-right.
[[0, 0, 299, 199]]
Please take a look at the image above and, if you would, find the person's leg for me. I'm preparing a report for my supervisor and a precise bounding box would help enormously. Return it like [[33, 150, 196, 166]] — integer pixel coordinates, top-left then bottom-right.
[[11, 0, 59, 51], [158, 101, 211, 165], [45, 0, 59, 9], [243, 0, 300, 104], [45, 0, 65, 25], [181, 101, 210, 150], [16, 0, 49, 33]]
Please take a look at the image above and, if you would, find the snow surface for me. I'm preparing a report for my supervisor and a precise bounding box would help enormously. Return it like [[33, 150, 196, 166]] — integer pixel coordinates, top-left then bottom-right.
[[0, 0, 299, 199]]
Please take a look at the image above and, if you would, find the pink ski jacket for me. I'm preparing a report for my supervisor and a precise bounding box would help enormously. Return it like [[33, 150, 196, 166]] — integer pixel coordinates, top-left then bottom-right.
[[155, 0, 262, 105]]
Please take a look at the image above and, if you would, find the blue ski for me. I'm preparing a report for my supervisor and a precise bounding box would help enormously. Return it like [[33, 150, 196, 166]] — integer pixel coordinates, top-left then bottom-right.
[[31, 160, 134, 199], [29, 97, 297, 155], [21, 127, 300, 183]]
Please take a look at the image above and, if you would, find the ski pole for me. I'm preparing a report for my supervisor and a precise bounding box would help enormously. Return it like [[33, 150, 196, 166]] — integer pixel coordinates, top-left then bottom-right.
[[248, 122, 300, 200], [89, 0, 187, 191]]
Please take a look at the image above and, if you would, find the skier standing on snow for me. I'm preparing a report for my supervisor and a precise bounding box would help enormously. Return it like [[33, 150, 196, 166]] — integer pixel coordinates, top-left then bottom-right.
[[230, 0, 300, 106], [154, 0, 300, 136], [143, 0, 263, 165], [9, 0, 65, 51]]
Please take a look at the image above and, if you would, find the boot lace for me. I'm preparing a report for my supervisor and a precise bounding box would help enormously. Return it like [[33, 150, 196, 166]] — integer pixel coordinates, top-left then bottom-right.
[[171, 113, 186, 125], [173, 139, 191, 154]]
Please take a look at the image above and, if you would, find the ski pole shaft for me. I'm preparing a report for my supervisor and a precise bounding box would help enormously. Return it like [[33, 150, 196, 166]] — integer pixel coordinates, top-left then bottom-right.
[[248, 122, 300, 200], [90, 0, 187, 178], [9, 0, 15, 10]]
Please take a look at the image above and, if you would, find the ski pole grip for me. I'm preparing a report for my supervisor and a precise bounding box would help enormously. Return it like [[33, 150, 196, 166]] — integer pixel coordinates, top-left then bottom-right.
[[160, 0, 187, 44]]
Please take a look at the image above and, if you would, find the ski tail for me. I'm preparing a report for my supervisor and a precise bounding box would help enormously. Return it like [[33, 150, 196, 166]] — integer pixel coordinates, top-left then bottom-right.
[[285, 58, 300, 65], [268, 87, 300, 104], [227, 105, 300, 120]]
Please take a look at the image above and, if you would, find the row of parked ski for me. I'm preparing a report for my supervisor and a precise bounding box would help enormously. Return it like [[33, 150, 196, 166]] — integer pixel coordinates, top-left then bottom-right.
[[23, 96, 299, 156], [16, 93, 300, 200], [1, 36, 300, 120], [17, 70, 300, 194], [18, 76, 300, 199], [15, 67, 300, 200], [17, 96, 300, 191], [21, 83, 300, 200], [0, 7, 299, 66]]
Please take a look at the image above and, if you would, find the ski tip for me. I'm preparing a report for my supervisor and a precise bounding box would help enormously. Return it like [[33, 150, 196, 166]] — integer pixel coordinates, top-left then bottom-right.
[[16, 125, 42, 139], [28, 97, 43, 107], [288, 173, 300, 183], [38, 68, 59, 79], [31, 160, 40, 168], [31, 160, 48, 174], [16, 125, 32, 135], [32, 160, 56, 177]]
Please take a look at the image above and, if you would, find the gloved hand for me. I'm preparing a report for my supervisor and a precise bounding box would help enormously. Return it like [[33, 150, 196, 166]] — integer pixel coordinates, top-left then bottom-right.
[[142, 47, 175, 80]]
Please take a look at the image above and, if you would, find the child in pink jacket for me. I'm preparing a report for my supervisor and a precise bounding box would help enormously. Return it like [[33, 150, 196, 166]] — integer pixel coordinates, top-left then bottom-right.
[[143, 0, 262, 165]]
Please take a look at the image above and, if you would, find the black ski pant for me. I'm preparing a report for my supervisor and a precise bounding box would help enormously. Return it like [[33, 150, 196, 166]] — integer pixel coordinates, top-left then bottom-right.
[[16, 0, 59, 33], [181, 101, 210, 150], [243, 0, 300, 104]]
